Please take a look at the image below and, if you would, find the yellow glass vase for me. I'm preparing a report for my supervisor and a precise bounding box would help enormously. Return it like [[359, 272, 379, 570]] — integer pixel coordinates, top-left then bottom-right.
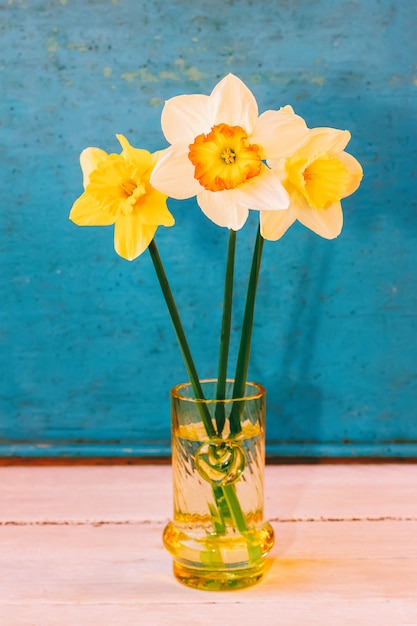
[[163, 379, 274, 591]]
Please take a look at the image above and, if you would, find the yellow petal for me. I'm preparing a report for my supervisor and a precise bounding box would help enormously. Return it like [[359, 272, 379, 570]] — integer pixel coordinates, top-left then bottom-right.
[[302, 156, 351, 209], [116, 134, 153, 171], [293, 193, 343, 239], [69, 193, 116, 226], [260, 207, 296, 240], [139, 189, 174, 227], [337, 151, 363, 197], [114, 214, 157, 261], [80, 147, 109, 188]]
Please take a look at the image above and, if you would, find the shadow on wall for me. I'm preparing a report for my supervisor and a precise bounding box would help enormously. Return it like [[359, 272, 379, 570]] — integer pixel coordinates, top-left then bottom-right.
[[260, 83, 417, 452], [267, 236, 329, 448]]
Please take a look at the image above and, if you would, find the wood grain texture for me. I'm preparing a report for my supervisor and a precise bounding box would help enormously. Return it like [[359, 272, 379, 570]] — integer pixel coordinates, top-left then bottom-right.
[[1, 465, 416, 625], [2, 464, 417, 522], [0, 0, 416, 458]]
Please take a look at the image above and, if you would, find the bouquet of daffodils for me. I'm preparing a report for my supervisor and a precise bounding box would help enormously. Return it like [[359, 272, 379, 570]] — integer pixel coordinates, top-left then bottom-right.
[[70, 73, 362, 439]]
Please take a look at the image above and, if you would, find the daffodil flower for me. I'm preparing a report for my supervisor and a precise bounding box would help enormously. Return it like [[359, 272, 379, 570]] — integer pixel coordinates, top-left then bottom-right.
[[70, 135, 174, 260], [260, 126, 363, 240], [150, 74, 310, 231]]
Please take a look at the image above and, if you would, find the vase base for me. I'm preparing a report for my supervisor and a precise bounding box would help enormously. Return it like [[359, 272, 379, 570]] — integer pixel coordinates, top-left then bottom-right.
[[164, 520, 275, 590], [172, 560, 266, 591]]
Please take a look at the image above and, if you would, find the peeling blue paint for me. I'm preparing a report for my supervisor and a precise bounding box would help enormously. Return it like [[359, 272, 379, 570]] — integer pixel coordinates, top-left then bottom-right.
[[0, 0, 416, 458]]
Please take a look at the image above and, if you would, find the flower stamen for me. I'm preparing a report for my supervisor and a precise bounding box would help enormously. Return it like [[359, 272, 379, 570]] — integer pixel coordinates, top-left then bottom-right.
[[120, 178, 137, 198], [189, 123, 262, 192], [221, 147, 236, 164]]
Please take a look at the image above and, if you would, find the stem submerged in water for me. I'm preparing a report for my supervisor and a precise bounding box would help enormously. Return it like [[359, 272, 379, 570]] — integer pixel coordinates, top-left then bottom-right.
[[149, 236, 262, 564]]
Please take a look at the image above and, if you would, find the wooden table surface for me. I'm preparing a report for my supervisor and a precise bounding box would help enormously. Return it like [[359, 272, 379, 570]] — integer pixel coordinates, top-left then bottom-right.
[[1, 464, 417, 625]]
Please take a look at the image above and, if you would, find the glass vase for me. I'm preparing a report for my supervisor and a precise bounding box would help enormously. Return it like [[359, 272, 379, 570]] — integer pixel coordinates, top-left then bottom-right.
[[163, 379, 274, 591]]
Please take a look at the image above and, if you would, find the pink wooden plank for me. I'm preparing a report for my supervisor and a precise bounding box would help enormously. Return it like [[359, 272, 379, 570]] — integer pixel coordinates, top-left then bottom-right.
[[1, 465, 416, 625], [265, 464, 417, 520], [2, 599, 417, 626], [1, 522, 417, 598], [1, 465, 416, 522], [0, 522, 416, 624], [0, 465, 172, 522]]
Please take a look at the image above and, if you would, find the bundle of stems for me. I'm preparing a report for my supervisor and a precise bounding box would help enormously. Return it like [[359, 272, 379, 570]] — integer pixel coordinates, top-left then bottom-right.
[[148, 221, 264, 556], [148, 223, 263, 438]]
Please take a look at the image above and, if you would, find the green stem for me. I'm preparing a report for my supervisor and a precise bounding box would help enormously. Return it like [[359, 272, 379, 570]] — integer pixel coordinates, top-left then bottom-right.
[[215, 229, 236, 435], [149, 238, 259, 563], [222, 484, 262, 561], [229, 224, 264, 435], [148, 239, 216, 438]]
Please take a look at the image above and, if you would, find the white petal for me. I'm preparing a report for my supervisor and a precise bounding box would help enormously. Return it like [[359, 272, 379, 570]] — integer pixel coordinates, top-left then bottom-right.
[[80, 147, 108, 188], [293, 193, 343, 239], [252, 107, 309, 159], [210, 74, 258, 132], [150, 145, 202, 199], [260, 208, 296, 240], [161, 94, 212, 144], [305, 127, 351, 156], [265, 156, 287, 177], [197, 189, 249, 230], [235, 167, 289, 211]]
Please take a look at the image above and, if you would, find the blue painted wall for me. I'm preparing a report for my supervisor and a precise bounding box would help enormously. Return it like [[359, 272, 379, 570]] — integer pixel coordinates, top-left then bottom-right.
[[1, 0, 416, 458]]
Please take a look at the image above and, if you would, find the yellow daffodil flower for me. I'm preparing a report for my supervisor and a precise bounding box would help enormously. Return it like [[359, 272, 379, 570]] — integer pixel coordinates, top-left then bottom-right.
[[260, 126, 363, 240], [70, 135, 174, 260], [150, 74, 310, 231]]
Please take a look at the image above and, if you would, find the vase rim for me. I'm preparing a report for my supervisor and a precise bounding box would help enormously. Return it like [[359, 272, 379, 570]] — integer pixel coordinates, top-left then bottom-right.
[[171, 379, 265, 403]]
